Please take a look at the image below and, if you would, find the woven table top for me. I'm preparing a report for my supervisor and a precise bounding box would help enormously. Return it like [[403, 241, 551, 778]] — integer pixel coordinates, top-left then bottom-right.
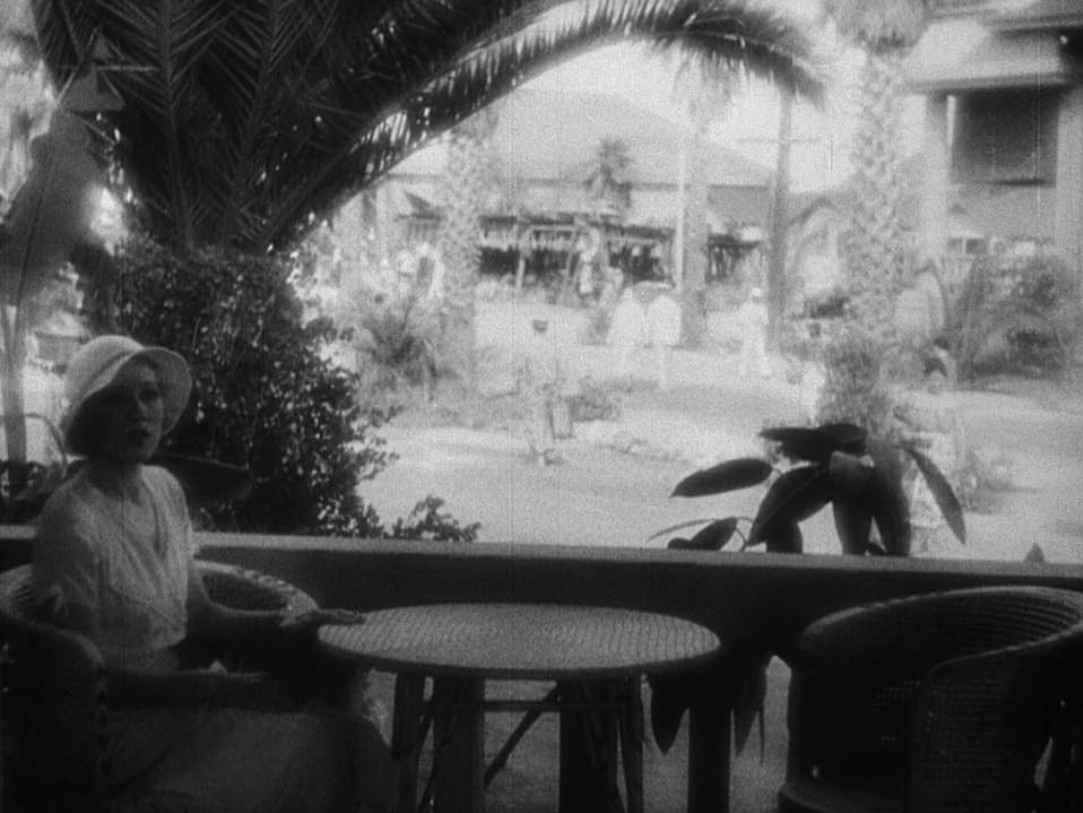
[[318, 603, 722, 680]]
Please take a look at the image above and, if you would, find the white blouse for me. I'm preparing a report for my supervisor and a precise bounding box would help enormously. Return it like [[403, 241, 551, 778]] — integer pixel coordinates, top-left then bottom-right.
[[33, 465, 195, 668]]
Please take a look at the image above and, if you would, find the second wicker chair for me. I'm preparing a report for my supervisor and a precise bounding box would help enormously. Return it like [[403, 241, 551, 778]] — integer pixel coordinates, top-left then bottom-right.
[[778, 586, 1083, 813]]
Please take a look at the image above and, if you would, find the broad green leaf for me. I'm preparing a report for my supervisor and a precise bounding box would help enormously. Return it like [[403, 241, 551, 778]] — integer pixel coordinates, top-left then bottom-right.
[[671, 457, 772, 498], [733, 657, 769, 758], [866, 440, 911, 556], [763, 521, 803, 554], [902, 445, 966, 544], [759, 426, 837, 463], [649, 675, 687, 755], [668, 517, 739, 551], [832, 500, 872, 556], [818, 422, 867, 455], [747, 466, 830, 546], [827, 450, 874, 499]]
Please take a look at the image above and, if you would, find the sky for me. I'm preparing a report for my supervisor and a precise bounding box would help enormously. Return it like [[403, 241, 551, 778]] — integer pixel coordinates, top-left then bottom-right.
[[523, 39, 927, 193]]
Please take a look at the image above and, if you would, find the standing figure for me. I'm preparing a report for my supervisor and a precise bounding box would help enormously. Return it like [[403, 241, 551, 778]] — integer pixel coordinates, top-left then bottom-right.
[[646, 291, 682, 391], [896, 361, 966, 557], [608, 286, 647, 382], [736, 287, 771, 379], [33, 335, 396, 812]]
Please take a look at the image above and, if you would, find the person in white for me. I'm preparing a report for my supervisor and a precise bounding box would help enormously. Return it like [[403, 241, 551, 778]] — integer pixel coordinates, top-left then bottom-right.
[[33, 335, 396, 813], [646, 292, 682, 391], [608, 286, 647, 381], [736, 286, 771, 379]]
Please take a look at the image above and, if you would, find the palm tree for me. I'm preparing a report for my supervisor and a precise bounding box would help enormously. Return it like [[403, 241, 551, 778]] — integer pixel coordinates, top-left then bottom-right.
[[670, 56, 739, 347], [822, 0, 927, 345], [12, 0, 824, 417], [26, 0, 822, 257], [437, 107, 500, 394], [584, 137, 633, 222]]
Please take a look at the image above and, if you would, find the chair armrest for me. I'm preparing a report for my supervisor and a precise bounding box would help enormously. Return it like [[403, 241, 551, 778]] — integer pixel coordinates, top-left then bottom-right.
[[3, 613, 110, 807]]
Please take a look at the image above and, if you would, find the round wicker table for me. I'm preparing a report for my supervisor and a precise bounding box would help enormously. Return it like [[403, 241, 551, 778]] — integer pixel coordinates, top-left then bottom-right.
[[319, 603, 721, 813]]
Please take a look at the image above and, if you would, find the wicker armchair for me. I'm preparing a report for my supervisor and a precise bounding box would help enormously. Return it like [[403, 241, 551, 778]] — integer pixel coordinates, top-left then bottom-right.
[[0, 561, 318, 812], [778, 586, 1083, 813]]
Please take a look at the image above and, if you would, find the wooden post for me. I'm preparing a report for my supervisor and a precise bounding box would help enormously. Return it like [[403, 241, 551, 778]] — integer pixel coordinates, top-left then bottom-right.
[[391, 674, 427, 813], [687, 693, 731, 813], [558, 681, 619, 813], [432, 676, 486, 813]]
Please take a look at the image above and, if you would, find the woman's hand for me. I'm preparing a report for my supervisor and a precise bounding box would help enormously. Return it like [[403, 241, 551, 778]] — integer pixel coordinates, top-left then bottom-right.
[[199, 669, 292, 711], [279, 607, 367, 634]]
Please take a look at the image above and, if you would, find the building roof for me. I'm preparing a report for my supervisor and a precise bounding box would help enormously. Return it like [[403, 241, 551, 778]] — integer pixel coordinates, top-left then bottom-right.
[[393, 88, 771, 189], [930, 0, 1083, 29], [904, 20, 1081, 90], [906, 0, 1083, 92]]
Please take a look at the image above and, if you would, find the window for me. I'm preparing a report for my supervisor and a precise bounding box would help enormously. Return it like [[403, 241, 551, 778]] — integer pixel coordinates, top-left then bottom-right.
[[951, 89, 1059, 185]]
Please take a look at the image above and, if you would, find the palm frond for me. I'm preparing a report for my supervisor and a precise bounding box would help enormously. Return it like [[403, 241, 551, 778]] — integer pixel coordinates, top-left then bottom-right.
[[31, 0, 825, 253]]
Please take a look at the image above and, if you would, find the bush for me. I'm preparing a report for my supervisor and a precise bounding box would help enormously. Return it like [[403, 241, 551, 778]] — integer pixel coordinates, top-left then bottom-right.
[[114, 237, 395, 536], [566, 375, 622, 422], [816, 330, 896, 438], [948, 252, 1081, 379]]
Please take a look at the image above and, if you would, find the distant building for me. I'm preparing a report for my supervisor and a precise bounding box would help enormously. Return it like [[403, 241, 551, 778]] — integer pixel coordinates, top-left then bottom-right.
[[904, 0, 1083, 283], [362, 89, 773, 286]]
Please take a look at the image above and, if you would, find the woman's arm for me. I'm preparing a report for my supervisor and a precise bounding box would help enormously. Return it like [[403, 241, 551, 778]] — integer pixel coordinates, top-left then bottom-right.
[[185, 562, 285, 650], [107, 665, 289, 710]]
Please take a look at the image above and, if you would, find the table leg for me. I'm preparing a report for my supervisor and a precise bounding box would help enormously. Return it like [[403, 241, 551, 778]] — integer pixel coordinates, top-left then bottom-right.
[[391, 674, 426, 813], [687, 696, 731, 813], [619, 677, 645, 813], [432, 676, 486, 813], [558, 681, 621, 813]]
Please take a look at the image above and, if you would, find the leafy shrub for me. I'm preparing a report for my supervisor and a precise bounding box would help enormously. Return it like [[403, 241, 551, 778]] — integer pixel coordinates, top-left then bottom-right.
[[114, 237, 394, 535], [948, 253, 1081, 379], [352, 290, 441, 408], [566, 375, 622, 422], [385, 495, 480, 542], [658, 421, 965, 557], [816, 330, 896, 438], [957, 447, 1015, 514]]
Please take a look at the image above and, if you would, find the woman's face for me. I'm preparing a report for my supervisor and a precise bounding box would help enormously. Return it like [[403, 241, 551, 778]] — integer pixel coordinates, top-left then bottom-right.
[[89, 360, 165, 464]]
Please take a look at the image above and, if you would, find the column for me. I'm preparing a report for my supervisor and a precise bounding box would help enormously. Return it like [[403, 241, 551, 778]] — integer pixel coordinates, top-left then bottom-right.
[[920, 92, 950, 261], [1055, 85, 1083, 294]]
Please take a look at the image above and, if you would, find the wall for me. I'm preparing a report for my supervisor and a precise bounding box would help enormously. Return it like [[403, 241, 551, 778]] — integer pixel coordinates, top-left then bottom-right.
[[6, 528, 1081, 655], [196, 534, 1083, 657]]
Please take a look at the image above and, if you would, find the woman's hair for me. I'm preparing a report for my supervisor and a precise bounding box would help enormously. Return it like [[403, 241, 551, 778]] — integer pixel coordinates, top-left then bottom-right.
[[65, 358, 162, 457]]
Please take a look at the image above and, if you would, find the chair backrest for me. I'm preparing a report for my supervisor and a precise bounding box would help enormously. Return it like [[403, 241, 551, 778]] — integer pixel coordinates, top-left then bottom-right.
[[786, 586, 1083, 813], [0, 561, 318, 810]]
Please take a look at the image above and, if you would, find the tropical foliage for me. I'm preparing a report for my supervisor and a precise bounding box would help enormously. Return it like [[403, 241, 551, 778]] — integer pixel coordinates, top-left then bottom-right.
[[822, 0, 927, 343], [29, 0, 823, 257], [948, 252, 1082, 380], [583, 136, 633, 221], [660, 420, 964, 556]]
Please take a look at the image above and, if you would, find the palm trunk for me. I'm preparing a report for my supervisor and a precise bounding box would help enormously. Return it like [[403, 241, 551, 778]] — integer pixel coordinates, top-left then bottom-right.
[[437, 122, 490, 394], [767, 83, 794, 350], [681, 128, 710, 348], [845, 48, 908, 345], [0, 307, 29, 497]]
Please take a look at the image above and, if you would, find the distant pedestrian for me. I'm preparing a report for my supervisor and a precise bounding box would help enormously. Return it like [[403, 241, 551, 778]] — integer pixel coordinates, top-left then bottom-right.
[[646, 291, 682, 391], [608, 286, 647, 382], [736, 287, 770, 379]]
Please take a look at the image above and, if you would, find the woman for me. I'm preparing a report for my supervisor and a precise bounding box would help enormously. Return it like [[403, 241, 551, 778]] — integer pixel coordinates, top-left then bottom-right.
[[896, 359, 967, 558], [33, 335, 395, 813]]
